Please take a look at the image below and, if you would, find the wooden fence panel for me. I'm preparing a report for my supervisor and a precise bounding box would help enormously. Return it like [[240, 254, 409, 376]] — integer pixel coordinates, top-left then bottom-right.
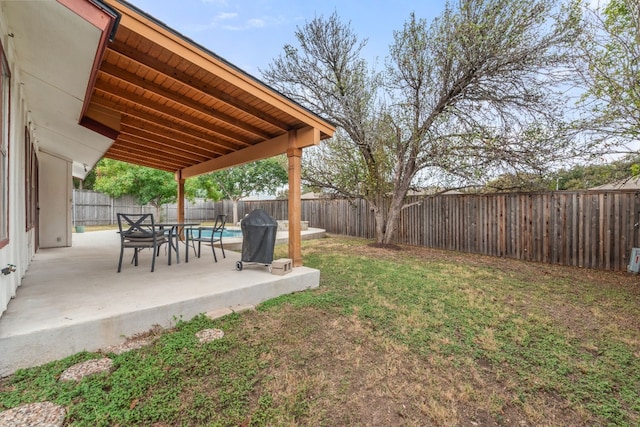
[[73, 190, 112, 225], [72, 190, 217, 225], [303, 191, 639, 271], [72, 190, 640, 271]]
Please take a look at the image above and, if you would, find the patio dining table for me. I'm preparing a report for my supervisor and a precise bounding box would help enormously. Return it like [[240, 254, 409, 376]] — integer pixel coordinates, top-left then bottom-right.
[[156, 222, 200, 265]]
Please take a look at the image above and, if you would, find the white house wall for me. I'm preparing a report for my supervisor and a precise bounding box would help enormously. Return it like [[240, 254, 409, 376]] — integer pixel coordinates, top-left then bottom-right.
[[0, 8, 36, 317], [3, 0, 114, 181], [0, 0, 117, 319]]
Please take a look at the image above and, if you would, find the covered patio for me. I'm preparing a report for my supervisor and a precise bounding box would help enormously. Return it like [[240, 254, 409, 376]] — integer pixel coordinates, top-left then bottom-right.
[[0, 0, 334, 375], [83, 0, 335, 267], [3, 0, 334, 262], [0, 229, 324, 377]]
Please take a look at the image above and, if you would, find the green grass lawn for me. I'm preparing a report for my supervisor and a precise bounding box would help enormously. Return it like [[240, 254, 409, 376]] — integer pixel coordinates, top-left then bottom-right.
[[1, 236, 639, 426]]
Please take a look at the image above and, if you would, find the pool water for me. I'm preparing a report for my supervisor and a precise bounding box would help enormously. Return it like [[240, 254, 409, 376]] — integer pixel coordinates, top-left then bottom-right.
[[221, 229, 242, 238], [193, 229, 242, 239]]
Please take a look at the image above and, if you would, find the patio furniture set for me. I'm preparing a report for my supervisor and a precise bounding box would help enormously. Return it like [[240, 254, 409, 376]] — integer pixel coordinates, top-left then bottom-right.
[[115, 209, 281, 273], [116, 213, 227, 273]]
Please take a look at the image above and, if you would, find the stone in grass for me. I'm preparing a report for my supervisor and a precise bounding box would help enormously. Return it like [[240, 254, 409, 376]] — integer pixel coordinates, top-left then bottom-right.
[[103, 336, 154, 355], [0, 401, 66, 427], [59, 357, 113, 382], [196, 328, 224, 343]]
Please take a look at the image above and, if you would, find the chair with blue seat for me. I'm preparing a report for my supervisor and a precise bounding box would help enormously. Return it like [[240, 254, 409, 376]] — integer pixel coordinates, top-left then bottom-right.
[[186, 214, 227, 262], [117, 213, 167, 272]]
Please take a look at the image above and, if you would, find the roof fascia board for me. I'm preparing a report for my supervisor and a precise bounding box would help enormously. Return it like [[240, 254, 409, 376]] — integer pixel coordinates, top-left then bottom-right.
[[57, 0, 121, 126], [105, 0, 335, 137], [181, 126, 320, 179], [181, 133, 289, 179]]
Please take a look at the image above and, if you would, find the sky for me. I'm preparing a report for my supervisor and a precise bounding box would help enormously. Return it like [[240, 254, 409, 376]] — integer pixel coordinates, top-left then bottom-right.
[[126, 0, 446, 77]]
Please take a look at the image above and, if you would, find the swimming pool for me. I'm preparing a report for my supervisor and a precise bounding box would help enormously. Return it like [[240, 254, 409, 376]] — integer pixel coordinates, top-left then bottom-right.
[[221, 229, 242, 238], [191, 228, 243, 239]]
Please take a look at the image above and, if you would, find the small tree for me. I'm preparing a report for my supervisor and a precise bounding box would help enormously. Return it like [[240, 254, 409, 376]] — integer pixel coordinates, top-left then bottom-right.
[[94, 159, 177, 220], [575, 0, 640, 151], [73, 168, 96, 190], [209, 158, 288, 224], [184, 174, 223, 203]]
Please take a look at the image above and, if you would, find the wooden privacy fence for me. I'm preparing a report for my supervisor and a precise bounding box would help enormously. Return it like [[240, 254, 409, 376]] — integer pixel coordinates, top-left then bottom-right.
[[239, 191, 640, 272], [72, 190, 217, 225], [73, 190, 640, 271], [394, 192, 640, 272]]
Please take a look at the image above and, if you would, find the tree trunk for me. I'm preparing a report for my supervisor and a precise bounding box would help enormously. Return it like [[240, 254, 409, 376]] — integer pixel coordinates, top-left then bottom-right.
[[232, 200, 239, 226], [373, 204, 386, 244], [382, 192, 406, 245], [153, 204, 162, 223], [372, 181, 413, 245]]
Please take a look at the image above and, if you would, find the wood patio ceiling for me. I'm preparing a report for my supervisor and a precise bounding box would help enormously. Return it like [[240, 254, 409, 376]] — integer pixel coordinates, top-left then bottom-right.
[[83, 1, 333, 175]]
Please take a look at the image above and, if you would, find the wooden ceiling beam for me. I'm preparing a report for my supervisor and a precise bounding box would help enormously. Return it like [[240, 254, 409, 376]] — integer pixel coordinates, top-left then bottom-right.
[[108, 142, 191, 168], [120, 116, 230, 156], [107, 40, 291, 131], [105, 148, 186, 171], [117, 130, 213, 163], [92, 1, 335, 176], [182, 132, 290, 178], [92, 84, 252, 148], [89, 93, 244, 151], [99, 62, 274, 140], [105, 9, 335, 138]]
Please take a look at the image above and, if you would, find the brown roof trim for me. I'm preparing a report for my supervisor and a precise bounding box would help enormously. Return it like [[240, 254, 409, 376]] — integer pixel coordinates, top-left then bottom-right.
[[80, 116, 119, 140], [87, 0, 121, 41], [57, 0, 122, 129], [111, 0, 336, 131]]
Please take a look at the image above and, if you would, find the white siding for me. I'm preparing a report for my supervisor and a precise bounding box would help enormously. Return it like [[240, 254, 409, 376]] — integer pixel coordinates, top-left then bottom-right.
[[0, 8, 36, 317]]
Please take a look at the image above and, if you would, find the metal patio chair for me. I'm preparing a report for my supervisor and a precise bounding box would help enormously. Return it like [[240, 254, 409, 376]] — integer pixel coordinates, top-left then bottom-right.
[[117, 213, 167, 272], [186, 214, 227, 262]]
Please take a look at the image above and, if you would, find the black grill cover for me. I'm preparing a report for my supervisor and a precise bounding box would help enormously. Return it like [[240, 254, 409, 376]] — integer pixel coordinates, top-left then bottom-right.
[[240, 209, 278, 264]]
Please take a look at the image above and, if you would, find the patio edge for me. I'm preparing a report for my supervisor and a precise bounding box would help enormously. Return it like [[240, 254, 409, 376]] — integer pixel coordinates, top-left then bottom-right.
[[0, 267, 319, 377]]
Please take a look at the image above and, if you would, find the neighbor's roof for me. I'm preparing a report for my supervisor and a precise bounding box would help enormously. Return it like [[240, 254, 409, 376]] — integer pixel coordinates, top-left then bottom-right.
[[588, 177, 640, 191]]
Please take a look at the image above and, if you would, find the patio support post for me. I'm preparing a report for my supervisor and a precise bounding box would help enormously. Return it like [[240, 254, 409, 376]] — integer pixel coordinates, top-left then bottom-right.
[[287, 130, 303, 267], [176, 170, 185, 224]]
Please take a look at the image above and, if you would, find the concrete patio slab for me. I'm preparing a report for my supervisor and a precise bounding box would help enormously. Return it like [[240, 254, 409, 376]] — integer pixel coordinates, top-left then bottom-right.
[[0, 229, 324, 377]]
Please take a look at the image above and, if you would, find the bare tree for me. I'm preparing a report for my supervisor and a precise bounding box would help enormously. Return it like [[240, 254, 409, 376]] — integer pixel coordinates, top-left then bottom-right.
[[574, 0, 640, 154], [263, 0, 585, 245]]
